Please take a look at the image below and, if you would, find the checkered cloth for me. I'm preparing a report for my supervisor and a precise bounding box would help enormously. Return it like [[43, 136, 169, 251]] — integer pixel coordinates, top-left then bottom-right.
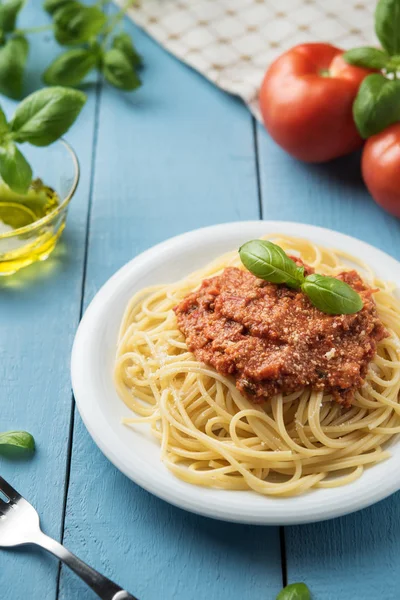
[[121, 0, 377, 119]]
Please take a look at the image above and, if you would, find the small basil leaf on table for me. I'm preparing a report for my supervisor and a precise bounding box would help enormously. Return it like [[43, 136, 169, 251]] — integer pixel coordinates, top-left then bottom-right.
[[375, 0, 400, 55], [0, 0, 25, 32], [276, 582, 311, 600], [353, 73, 400, 138], [343, 46, 390, 69], [10, 86, 86, 146], [112, 32, 142, 69], [53, 2, 107, 46], [0, 142, 32, 193], [239, 239, 305, 289], [302, 274, 363, 315], [43, 47, 98, 86], [0, 35, 29, 99], [102, 48, 141, 91], [0, 431, 35, 452], [43, 0, 71, 15]]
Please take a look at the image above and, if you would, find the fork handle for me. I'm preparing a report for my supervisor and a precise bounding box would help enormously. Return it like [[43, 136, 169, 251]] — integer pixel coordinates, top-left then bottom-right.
[[33, 531, 138, 600]]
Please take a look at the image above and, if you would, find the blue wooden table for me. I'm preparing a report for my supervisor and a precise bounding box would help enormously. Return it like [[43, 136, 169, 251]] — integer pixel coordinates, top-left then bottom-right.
[[2, 4, 400, 599]]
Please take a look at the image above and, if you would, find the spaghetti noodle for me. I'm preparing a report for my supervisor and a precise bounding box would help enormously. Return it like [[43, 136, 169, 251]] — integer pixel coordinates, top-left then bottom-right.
[[114, 236, 400, 497]]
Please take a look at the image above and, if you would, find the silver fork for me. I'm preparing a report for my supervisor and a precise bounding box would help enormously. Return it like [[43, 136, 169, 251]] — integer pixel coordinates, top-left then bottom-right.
[[0, 477, 138, 600]]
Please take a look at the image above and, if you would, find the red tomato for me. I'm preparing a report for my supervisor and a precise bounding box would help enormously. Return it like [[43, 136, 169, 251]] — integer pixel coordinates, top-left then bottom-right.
[[362, 123, 400, 218], [259, 43, 374, 163]]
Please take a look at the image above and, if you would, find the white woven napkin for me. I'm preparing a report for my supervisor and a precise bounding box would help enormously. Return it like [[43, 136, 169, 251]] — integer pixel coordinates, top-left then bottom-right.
[[122, 0, 377, 119]]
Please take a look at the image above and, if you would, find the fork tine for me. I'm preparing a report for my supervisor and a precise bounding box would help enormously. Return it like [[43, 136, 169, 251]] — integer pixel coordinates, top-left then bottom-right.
[[0, 476, 21, 502], [0, 497, 10, 511]]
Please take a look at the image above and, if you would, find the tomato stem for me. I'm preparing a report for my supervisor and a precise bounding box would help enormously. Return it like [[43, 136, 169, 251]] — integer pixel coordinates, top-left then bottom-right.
[[319, 68, 330, 77]]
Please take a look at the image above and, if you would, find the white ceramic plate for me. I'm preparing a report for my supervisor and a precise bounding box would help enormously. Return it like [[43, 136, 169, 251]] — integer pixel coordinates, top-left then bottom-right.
[[71, 221, 400, 525]]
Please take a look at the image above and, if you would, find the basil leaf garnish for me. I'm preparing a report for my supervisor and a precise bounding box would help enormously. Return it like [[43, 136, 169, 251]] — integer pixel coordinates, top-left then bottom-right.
[[353, 73, 400, 138], [239, 240, 305, 289], [0, 431, 35, 452], [375, 0, 400, 55], [343, 46, 390, 69], [302, 274, 364, 315], [276, 582, 311, 600], [10, 86, 86, 146], [239, 239, 364, 315]]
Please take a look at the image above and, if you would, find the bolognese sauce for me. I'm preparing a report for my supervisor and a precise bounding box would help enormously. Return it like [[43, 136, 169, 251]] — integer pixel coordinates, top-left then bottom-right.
[[174, 265, 387, 405]]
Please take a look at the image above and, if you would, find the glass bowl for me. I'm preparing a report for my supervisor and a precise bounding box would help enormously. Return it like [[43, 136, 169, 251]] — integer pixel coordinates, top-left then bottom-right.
[[0, 139, 79, 276]]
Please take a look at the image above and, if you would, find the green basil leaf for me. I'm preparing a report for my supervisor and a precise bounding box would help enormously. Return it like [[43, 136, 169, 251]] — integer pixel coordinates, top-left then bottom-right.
[[342, 46, 389, 69], [43, 0, 70, 15], [0, 0, 25, 32], [53, 2, 107, 46], [0, 142, 32, 193], [0, 430, 35, 451], [388, 53, 400, 66], [301, 274, 363, 315], [239, 239, 305, 289], [0, 35, 28, 99], [276, 582, 311, 600], [43, 47, 98, 86], [353, 73, 400, 138], [112, 32, 142, 69], [375, 0, 400, 55], [10, 86, 86, 146], [0, 105, 9, 136], [102, 48, 141, 91]]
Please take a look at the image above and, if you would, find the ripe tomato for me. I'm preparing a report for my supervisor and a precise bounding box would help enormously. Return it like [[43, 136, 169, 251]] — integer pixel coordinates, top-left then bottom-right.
[[362, 123, 400, 218], [259, 43, 373, 163]]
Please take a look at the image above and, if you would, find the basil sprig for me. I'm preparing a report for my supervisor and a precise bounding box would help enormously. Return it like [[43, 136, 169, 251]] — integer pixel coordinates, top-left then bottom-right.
[[0, 1, 142, 99], [343, 0, 400, 138], [0, 86, 85, 193], [44, 1, 142, 92], [0, 430, 35, 452], [239, 240, 363, 316], [276, 582, 311, 600]]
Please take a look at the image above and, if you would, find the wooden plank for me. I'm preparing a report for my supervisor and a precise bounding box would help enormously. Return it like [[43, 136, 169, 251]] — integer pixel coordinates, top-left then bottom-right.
[[0, 3, 97, 597], [257, 124, 400, 599], [58, 21, 283, 600]]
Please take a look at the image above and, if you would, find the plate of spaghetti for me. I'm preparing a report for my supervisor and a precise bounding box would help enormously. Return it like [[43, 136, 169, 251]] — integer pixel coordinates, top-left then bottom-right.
[[72, 221, 400, 524]]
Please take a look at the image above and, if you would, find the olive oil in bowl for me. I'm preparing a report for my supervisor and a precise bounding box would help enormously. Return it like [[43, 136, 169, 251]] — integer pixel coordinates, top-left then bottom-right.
[[0, 181, 63, 275], [0, 139, 79, 276]]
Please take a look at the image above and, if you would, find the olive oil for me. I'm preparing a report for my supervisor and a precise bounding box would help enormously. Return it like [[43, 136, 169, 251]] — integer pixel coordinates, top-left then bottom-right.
[[0, 179, 63, 276]]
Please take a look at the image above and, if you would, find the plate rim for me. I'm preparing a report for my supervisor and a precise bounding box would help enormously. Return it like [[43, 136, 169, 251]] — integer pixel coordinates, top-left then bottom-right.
[[71, 220, 400, 525]]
